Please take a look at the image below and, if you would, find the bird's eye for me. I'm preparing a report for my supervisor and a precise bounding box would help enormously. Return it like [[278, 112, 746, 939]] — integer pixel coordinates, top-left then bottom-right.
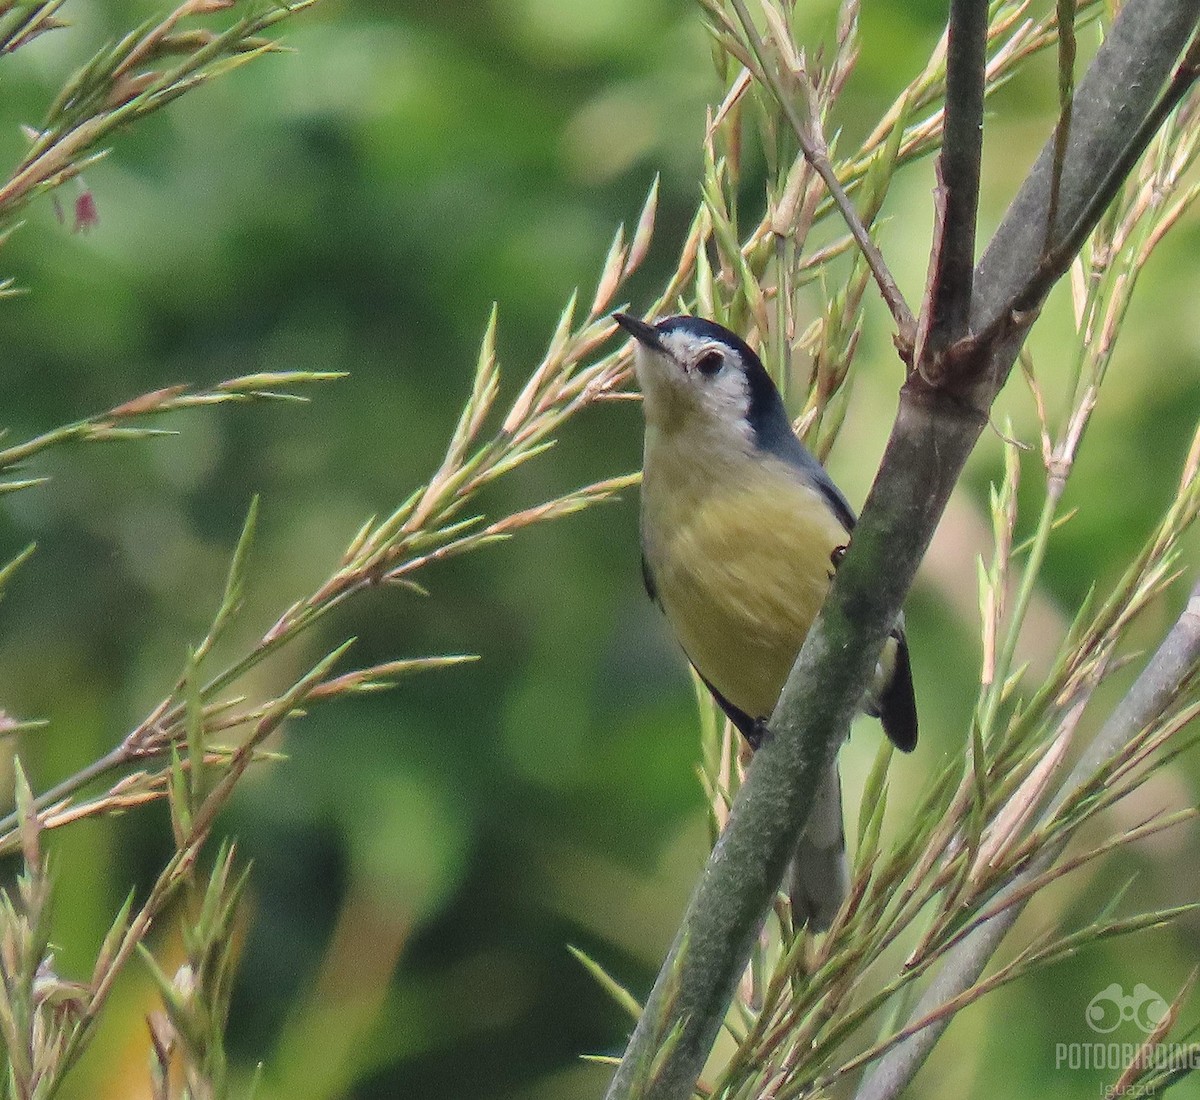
[[695, 350, 724, 377]]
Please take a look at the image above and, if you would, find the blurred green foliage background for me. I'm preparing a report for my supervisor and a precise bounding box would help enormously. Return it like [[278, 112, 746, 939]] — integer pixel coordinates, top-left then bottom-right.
[[0, 1, 1198, 1098]]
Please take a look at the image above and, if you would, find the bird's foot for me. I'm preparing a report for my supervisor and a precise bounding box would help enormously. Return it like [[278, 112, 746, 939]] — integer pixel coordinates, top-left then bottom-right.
[[744, 718, 773, 751]]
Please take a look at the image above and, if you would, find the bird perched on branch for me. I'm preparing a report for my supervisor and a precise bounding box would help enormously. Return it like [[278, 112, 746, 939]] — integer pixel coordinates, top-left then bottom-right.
[[614, 312, 917, 931]]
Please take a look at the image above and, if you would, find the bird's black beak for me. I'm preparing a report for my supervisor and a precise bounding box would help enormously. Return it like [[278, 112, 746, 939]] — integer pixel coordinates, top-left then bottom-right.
[[613, 312, 665, 352]]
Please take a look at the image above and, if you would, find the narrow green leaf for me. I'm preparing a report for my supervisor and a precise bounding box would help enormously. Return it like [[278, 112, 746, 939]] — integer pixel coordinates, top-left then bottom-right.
[[86, 426, 179, 442], [0, 477, 51, 494], [184, 650, 207, 804], [92, 891, 136, 984], [167, 744, 192, 849], [0, 542, 36, 599], [0, 715, 48, 739], [12, 756, 39, 869], [221, 495, 259, 616], [569, 946, 643, 1022], [856, 738, 893, 861]]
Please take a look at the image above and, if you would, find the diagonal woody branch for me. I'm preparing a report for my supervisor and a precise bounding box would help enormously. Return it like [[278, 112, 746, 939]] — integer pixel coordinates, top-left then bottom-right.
[[603, 0, 1200, 1097]]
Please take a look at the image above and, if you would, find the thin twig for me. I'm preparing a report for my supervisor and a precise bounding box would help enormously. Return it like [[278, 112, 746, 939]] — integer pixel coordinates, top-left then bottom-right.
[[727, 0, 917, 347], [915, 0, 987, 367], [1044, 0, 1078, 249]]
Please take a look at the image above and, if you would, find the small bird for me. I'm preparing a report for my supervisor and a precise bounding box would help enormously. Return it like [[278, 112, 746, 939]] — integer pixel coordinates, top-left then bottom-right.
[[614, 312, 917, 931]]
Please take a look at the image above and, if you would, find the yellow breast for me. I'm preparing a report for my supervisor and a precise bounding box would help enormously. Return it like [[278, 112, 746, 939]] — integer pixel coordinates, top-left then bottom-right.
[[643, 450, 848, 721]]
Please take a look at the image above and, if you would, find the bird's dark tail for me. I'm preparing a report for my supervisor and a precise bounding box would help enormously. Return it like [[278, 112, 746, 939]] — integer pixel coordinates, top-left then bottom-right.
[[866, 627, 918, 752]]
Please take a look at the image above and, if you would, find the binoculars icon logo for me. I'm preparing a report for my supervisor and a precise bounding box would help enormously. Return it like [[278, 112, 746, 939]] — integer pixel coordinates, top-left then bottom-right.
[[1085, 983, 1169, 1034]]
